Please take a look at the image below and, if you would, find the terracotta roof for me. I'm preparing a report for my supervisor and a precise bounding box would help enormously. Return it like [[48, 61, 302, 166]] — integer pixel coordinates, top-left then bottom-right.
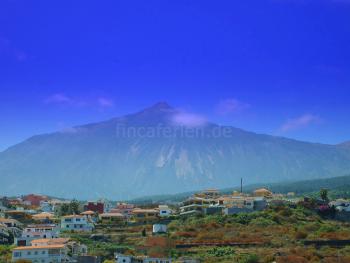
[[31, 238, 70, 245], [254, 188, 272, 193], [32, 212, 54, 219], [0, 218, 19, 223], [13, 244, 65, 250], [132, 209, 158, 214], [26, 224, 57, 229], [62, 215, 84, 219], [5, 210, 28, 214], [100, 213, 124, 217], [81, 211, 95, 215]]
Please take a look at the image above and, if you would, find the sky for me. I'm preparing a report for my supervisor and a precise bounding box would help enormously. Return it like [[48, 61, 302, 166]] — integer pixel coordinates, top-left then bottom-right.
[[1, 0, 350, 151]]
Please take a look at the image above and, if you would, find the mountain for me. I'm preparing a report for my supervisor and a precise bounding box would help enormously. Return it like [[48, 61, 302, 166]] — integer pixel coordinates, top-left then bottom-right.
[[1, 102, 350, 199], [339, 141, 350, 148]]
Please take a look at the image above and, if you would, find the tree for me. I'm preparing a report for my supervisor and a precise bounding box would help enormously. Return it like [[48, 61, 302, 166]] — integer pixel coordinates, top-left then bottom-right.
[[69, 199, 81, 214], [59, 203, 70, 216], [320, 189, 329, 202]]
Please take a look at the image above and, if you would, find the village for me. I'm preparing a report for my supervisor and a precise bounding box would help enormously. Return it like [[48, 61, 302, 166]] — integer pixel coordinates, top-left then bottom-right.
[[1, 187, 350, 263]]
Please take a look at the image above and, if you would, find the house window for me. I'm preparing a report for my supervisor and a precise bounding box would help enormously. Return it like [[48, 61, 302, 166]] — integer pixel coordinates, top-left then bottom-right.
[[14, 252, 21, 257], [42, 251, 46, 254], [27, 251, 31, 255], [34, 251, 38, 255]]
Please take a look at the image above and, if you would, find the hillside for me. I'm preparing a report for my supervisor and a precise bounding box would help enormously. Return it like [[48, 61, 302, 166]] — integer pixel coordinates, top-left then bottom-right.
[[130, 174, 350, 203], [1, 102, 350, 199]]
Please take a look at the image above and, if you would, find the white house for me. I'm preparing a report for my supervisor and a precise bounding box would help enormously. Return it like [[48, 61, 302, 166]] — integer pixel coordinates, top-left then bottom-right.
[[158, 205, 172, 217], [31, 238, 88, 257], [0, 218, 22, 228], [0, 205, 8, 217], [15, 224, 60, 246], [12, 244, 69, 263], [0, 223, 12, 244], [61, 215, 94, 232], [153, 224, 167, 234], [99, 198, 112, 213]]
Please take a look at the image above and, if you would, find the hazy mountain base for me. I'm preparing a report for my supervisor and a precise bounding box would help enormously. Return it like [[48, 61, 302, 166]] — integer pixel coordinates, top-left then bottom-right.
[[131, 174, 350, 204], [1, 103, 350, 199]]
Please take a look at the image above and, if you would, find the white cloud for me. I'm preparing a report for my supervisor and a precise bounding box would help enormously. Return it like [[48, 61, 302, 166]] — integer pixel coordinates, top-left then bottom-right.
[[44, 93, 74, 105], [97, 97, 114, 108], [280, 114, 322, 132], [44, 93, 114, 110], [216, 98, 250, 115], [172, 112, 208, 127]]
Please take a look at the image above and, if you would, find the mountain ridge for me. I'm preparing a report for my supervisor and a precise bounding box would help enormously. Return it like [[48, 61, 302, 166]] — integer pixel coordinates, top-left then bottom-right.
[[1, 102, 350, 199], [339, 141, 350, 148]]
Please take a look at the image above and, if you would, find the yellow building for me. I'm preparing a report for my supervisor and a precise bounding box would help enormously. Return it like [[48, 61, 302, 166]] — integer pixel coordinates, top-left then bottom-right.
[[99, 213, 125, 224], [131, 209, 159, 224], [195, 189, 220, 199], [32, 212, 55, 222], [253, 188, 273, 198]]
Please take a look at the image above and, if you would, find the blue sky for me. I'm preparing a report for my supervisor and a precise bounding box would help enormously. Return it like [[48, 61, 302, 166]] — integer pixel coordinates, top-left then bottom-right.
[[1, 0, 350, 151]]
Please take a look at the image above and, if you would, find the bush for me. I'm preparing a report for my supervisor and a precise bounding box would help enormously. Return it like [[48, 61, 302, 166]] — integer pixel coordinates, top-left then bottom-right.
[[237, 253, 259, 263], [233, 213, 258, 225], [295, 230, 308, 240], [250, 217, 276, 227], [318, 225, 337, 233], [207, 247, 235, 257]]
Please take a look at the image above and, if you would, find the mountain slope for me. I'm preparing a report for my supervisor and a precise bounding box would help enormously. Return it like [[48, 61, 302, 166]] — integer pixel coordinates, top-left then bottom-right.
[[1, 102, 350, 199], [339, 141, 350, 148]]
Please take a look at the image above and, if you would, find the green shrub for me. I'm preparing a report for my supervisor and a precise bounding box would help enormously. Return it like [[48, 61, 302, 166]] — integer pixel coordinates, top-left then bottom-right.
[[318, 225, 337, 233], [236, 253, 259, 263], [250, 217, 276, 227], [207, 246, 235, 257]]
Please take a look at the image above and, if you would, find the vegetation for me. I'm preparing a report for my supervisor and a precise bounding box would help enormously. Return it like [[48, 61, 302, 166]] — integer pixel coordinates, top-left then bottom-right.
[[59, 203, 350, 262], [0, 245, 13, 262], [320, 188, 329, 202], [57, 199, 82, 216]]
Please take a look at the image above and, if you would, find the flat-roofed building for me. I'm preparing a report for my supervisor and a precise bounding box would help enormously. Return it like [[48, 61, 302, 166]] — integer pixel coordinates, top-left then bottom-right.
[[132, 209, 159, 224], [12, 244, 69, 263], [61, 215, 94, 232], [15, 224, 60, 246]]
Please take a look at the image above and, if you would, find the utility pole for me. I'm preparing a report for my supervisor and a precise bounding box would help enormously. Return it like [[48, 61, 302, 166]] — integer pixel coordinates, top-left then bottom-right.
[[240, 178, 243, 194]]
